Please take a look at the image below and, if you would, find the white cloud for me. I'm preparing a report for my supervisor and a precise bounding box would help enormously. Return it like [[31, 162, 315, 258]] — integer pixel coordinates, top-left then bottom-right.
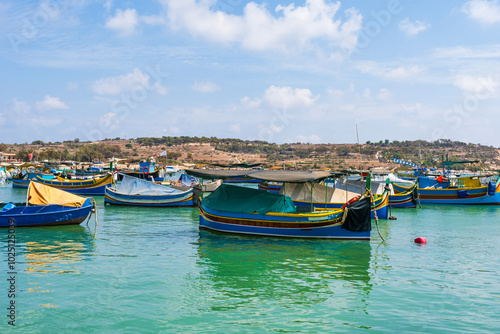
[[67, 82, 78, 91], [12, 99, 31, 115], [140, 15, 165, 25], [297, 134, 321, 144], [398, 17, 430, 36], [153, 82, 168, 95], [162, 0, 362, 57], [229, 123, 241, 133], [100, 112, 121, 131], [105, 8, 139, 36], [362, 88, 371, 98], [432, 45, 500, 59], [327, 88, 344, 98], [92, 68, 167, 96], [385, 65, 423, 79], [377, 88, 391, 100], [355, 62, 424, 80], [462, 0, 500, 24], [103, 0, 113, 12], [240, 96, 262, 109], [35, 95, 69, 111], [192, 81, 220, 92], [453, 75, 499, 98], [263, 86, 318, 109]]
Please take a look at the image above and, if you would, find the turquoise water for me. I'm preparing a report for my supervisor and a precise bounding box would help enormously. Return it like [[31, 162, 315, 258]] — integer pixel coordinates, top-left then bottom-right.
[[1, 184, 500, 333]]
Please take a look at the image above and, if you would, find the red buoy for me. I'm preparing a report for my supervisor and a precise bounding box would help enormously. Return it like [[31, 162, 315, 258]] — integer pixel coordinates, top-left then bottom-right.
[[414, 237, 427, 244]]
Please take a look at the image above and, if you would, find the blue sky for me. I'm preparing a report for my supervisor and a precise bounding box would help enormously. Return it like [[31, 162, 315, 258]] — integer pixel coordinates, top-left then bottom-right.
[[1, 0, 500, 146]]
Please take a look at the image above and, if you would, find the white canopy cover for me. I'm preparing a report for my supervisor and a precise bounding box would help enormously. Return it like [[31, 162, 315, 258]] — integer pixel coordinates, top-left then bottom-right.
[[116, 175, 184, 196], [279, 182, 360, 203]]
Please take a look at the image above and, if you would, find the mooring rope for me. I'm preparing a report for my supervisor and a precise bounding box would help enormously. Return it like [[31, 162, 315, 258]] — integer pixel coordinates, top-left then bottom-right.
[[368, 189, 386, 243], [85, 198, 98, 238]]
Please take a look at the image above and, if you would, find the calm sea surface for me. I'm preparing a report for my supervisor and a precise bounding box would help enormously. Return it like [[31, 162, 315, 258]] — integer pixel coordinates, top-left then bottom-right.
[[1, 183, 499, 333]]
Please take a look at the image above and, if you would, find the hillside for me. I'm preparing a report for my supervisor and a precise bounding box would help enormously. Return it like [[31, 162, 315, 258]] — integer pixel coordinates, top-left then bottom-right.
[[1, 138, 499, 171]]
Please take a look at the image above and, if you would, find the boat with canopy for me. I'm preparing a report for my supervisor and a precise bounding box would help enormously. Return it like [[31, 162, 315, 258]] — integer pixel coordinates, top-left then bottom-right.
[[32, 173, 114, 195], [185, 169, 373, 239], [104, 175, 195, 207], [393, 157, 500, 205], [1, 182, 95, 227]]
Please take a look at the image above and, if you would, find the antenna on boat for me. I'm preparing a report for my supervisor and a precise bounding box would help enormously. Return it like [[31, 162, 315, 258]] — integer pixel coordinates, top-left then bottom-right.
[[356, 124, 361, 169]]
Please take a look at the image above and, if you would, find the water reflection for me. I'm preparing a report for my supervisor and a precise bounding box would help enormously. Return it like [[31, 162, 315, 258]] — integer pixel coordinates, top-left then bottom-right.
[[196, 230, 372, 311], [21, 225, 95, 274]]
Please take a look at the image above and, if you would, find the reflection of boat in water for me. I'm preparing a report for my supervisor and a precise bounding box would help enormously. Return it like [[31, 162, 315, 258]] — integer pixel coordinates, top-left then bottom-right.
[[22, 225, 95, 274], [196, 230, 372, 306]]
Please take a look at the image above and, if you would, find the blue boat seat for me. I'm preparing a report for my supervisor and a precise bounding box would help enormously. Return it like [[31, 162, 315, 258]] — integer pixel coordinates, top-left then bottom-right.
[[487, 181, 496, 196], [1, 203, 16, 212]]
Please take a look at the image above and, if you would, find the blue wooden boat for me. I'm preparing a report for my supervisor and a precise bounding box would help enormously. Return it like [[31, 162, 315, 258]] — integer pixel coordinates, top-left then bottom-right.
[[116, 162, 162, 181], [12, 171, 55, 189], [186, 170, 372, 239], [33, 173, 114, 196], [0, 182, 94, 227], [199, 184, 371, 239], [277, 181, 390, 219], [259, 181, 391, 218], [104, 175, 194, 206], [388, 183, 418, 208], [222, 176, 261, 184], [394, 175, 500, 205]]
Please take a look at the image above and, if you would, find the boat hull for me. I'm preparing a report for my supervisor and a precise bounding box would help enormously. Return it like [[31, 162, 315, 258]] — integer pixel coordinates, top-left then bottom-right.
[[393, 181, 500, 205], [104, 188, 194, 207], [33, 174, 114, 196], [389, 186, 418, 208], [199, 205, 370, 239], [222, 177, 261, 184], [12, 179, 30, 188], [117, 170, 161, 181], [0, 198, 93, 227]]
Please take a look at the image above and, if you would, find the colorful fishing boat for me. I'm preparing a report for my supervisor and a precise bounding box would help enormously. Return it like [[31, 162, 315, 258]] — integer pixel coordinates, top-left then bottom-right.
[[32, 173, 114, 196], [186, 169, 372, 239], [12, 171, 55, 188], [116, 161, 163, 181], [104, 175, 195, 207], [258, 181, 281, 192], [259, 179, 391, 218], [332, 174, 418, 210], [222, 176, 261, 184], [1, 182, 95, 227], [388, 183, 418, 208], [276, 181, 390, 219], [394, 175, 500, 205]]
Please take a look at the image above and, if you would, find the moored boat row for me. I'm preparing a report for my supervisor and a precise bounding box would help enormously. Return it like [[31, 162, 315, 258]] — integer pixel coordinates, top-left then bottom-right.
[[2, 167, 499, 242]]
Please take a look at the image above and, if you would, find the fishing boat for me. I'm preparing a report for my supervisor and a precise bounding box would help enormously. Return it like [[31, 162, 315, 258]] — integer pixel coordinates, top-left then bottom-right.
[[276, 181, 390, 219], [259, 177, 391, 218], [332, 173, 418, 209], [104, 175, 195, 207], [12, 171, 56, 188], [116, 161, 163, 181], [222, 176, 261, 184], [0, 182, 95, 227], [387, 183, 418, 208], [186, 169, 372, 239], [394, 174, 500, 205], [32, 173, 114, 196], [171, 173, 222, 193]]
